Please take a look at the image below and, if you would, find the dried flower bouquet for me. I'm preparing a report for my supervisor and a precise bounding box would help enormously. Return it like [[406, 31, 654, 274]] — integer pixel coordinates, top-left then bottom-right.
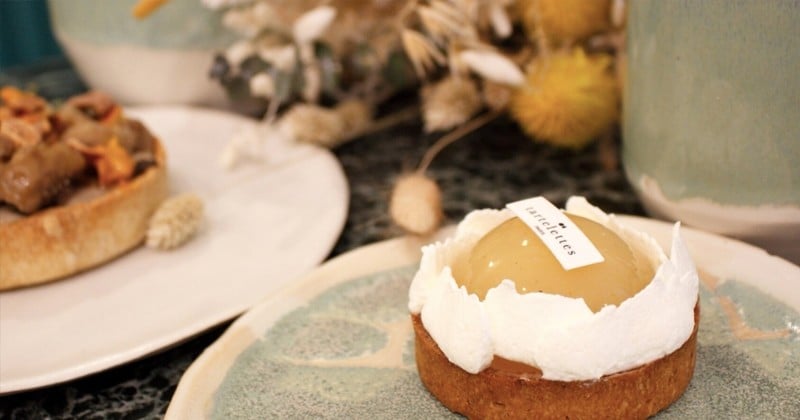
[[134, 0, 626, 235]]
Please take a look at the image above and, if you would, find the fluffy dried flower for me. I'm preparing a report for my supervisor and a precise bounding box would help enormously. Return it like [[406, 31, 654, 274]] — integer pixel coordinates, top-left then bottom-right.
[[422, 76, 481, 132], [459, 49, 525, 86], [280, 104, 344, 148], [481, 80, 512, 111], [510, 48, 619, 149], [293, 6, 336, 44], [389, 173, 443, 235], [335, 100, 372, 137], [146, 193, 204, 250], [224, 40, 255, 66], [519, 0, 611, 44], [257, 45, 296, 72], [418, 5, 464, 43], [401, 29, 446, 78], [249, 72, 275, 98]]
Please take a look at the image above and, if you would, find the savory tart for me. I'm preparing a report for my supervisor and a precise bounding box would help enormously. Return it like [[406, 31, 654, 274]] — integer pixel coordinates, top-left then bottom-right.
[[409, 197, 699, 419], [0, 88, 168, 290]]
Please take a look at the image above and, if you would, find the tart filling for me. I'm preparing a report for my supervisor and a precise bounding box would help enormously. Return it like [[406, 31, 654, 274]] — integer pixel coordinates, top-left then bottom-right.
[[408, 197, 699, 381]]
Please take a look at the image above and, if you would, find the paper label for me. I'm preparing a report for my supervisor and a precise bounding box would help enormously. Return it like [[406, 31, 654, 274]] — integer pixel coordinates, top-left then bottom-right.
[[506, 197, 604, 270]]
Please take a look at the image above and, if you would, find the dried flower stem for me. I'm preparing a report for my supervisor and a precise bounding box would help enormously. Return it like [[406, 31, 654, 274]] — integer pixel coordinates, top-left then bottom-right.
[[417, 110, 501, 173], [339, 105, 420, 144], [598, 131, 618, 172]]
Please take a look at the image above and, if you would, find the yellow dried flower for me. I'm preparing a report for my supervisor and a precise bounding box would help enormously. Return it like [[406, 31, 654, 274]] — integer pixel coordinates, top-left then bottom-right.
[[146, 193, 204, 250], [389, 173, 443, 235], [421, 76, 481, 132], [509, 48, 619, 149], [518, 0, 611, 44]]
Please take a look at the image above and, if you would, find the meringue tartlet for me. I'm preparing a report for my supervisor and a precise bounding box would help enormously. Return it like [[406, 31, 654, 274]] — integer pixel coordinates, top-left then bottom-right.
[[409, 197, 699, 419]]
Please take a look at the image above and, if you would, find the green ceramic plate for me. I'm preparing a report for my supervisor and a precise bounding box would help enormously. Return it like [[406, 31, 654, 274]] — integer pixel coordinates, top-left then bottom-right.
[[166, 217, 800, 419]]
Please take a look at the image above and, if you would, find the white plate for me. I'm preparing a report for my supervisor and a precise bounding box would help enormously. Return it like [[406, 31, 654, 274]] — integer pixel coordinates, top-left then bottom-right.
[[166, 216, 800, 419], [0, 106, 348, 394]]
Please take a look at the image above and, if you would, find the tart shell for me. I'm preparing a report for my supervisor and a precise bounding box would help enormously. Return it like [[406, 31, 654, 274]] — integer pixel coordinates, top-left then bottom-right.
[[0, 140, 168, 290], [412, 304, 698, 420]]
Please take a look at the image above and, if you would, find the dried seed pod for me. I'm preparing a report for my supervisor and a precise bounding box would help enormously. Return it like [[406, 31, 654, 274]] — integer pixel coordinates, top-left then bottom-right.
[[389, 173, 443, 235], [146, 193, 204, 250], [422, 76, 481, 133], [335, 100, 372, 137], [481, 80, 512, 111], [280, 104, 345, 148]]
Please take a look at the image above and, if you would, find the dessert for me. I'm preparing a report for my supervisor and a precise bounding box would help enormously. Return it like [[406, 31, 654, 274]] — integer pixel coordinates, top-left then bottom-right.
[[0, 88, 168, 290], [409, 197, 699, 419]]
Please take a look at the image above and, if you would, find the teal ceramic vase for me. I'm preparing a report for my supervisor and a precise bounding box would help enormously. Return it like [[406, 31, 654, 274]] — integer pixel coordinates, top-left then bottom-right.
[[623, 0, 800, 263]]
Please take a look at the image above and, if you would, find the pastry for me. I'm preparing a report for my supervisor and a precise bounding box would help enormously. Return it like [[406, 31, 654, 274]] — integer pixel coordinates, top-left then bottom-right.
[[408, 197, 699, 419], [0, 88, 168, 290]]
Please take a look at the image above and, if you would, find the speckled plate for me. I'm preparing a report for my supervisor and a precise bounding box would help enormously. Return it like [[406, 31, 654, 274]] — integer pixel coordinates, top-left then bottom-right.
[[166, 217, 800, 419], [0, 106, 348, 394]]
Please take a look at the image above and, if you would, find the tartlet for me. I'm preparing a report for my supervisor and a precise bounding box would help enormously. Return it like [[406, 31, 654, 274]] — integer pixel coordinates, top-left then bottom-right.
[[0, 88, 169, 290], [408, 197, 699, 419]]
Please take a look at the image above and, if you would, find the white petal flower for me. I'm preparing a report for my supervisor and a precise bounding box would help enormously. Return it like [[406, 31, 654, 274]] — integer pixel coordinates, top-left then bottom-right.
[[489, 3, 512, 38], [459, 49, 524, 86], [292, 6, 337, 44], [249, 72, 275, 98], [225, 40, 255, 66], [257, 45, 296, 72]]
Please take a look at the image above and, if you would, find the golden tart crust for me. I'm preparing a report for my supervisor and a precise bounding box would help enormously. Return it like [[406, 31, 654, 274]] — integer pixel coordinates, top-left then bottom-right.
[[412, 304, 698, 420]]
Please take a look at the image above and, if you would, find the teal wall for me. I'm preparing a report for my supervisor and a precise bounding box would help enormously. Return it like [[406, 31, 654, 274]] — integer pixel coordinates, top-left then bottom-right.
[[0, 0, 64, 70]]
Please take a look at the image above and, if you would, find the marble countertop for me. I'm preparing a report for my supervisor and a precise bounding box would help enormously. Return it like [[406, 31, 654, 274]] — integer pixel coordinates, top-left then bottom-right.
[[0, 91, 644, 418]]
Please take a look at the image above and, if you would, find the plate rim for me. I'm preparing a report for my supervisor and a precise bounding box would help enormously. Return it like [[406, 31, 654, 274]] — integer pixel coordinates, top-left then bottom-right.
[[0, 105, 349, 394], [164, 215, 800, 419]]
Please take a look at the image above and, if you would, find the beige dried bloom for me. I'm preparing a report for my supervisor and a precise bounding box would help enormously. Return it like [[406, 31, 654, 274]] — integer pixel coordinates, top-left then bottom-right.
[[280, 104, 345, 147], [224, 40, 255, 67], [389, 173, 443, 235], [335, 100, 372, 137], [147, 193, 204, 250], [249, 72, 275, 98], [257, 45, 296, 72], [292, 5, 337, 44], [481, 79, 512, 111], [422, 76, 481, 132], [401, 29, 446, 78], [418, 5, 466, 43]]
